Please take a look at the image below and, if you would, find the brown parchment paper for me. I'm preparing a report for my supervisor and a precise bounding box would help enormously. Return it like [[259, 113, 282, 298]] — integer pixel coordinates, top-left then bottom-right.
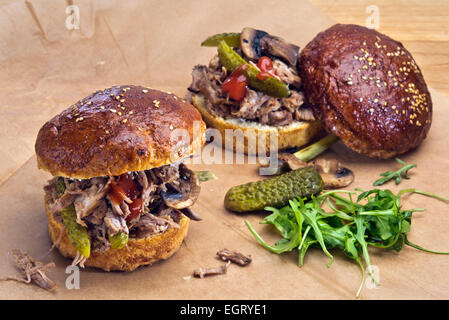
[[0, 0, 448, 299]]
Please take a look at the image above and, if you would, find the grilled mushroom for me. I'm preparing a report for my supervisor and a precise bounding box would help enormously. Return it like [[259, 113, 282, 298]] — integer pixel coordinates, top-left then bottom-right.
[[240, 27, 300, 67], [161, 168, 202, 220], [277, 153, 354, 188]]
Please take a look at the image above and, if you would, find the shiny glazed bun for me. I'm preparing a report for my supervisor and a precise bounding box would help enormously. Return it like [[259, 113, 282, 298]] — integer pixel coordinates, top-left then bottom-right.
[[35, 85, 206, 178], [299, 24, 432, 159]]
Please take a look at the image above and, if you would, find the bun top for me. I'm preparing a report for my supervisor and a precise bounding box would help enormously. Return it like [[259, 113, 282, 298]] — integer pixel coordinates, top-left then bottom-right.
[[299, 24, 432, 159], [35, 85, 206, 179]]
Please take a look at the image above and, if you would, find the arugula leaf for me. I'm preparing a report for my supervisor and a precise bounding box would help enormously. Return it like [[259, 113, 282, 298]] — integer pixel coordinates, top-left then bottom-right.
[[245, 184, 449, 297], [373, 158, 417, 186]]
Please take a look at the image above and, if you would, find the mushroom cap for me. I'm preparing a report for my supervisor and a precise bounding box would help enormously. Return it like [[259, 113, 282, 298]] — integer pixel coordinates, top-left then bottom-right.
[[240, 27, 300, 67], [299, 24, 432, 159]]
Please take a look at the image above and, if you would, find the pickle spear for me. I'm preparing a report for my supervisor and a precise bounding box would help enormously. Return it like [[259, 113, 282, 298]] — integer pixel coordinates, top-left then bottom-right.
[[201, 32, 241, 48], [61, 204, 91, 258], [109, 232, 129, 250], [224, 167, 323, 212], [217, 40, 290, 98], [55, 177, 91, 258]]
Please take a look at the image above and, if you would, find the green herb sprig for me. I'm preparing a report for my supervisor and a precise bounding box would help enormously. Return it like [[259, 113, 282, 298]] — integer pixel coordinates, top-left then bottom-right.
[[373, 158, 417, 186], [245, 188, 449, 297]]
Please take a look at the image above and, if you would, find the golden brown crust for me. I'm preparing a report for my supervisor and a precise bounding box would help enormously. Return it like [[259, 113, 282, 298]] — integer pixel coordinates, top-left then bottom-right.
[[191, 94, 323, 154], [35, 86, 206, 179], [46, 195, 189, 272], [299, 24, 432, 159]]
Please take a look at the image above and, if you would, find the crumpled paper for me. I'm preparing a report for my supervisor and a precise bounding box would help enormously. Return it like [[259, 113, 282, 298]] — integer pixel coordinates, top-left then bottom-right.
[[0, 0, 448, 299]]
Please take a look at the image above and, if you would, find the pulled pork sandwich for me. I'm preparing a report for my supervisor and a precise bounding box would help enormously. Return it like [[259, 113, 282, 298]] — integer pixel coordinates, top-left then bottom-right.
[[299, 24, 432, 159], [188, 27, 323, 154], [35, 85, 206, 271]]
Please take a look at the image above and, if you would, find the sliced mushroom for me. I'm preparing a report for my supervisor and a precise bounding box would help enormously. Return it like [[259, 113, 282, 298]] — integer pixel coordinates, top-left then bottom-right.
[[240, 27, 268, 61], [240, 27, 300, 67], [276, 153, 355, 189], [180, 207, 203, 221], [161, 166, 201, 212]]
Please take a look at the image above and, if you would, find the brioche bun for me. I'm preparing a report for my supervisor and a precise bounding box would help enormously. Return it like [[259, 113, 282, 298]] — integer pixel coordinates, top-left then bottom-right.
[[45, 195, 189, 272], [299, 24, 432, 159], [191, 94, 323, 154], [35, 85, 206, 179]]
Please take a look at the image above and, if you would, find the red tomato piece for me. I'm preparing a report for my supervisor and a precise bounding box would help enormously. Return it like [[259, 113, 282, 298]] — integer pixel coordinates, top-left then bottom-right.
[[222, 64, 249, 101], [257, 56, 273, 72], [126, 198, 143, 221], [117, 174, 139, 200], [109, 184, 127, 205]]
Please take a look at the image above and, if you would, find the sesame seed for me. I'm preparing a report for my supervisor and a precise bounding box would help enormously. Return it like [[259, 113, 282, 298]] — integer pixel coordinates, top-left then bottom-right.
[[122, 119, 128, 123], [369, 108, 374, 113], [115, 95, 120, 100], [120, 99, 125, 103], [118, 111, 122, 116], [392, 105, 397, 109], [169, 125, 174, 130], [75, 117, 84, 122], [100, 106, 105, 109], [360, 98, 363, 102], [105, 130, 110, 134], [110, 109, 117, 113], [374, 98, 379, 103], [347, 81, 353, 85], [128, 111, 134, 115], [142, 89, 148, 93]]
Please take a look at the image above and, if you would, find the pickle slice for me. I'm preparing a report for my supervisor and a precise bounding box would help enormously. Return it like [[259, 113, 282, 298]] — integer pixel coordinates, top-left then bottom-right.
[[201, 32, 241, 48], [109, 231, 129, 250], [224, 167, 323, 212], [55, 177, 66, 198], [61, 204, 91, 258], [217, 40, 290, 98]]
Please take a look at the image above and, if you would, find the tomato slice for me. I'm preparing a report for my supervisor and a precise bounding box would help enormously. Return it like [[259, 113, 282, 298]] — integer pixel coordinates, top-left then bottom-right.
[[108, 173, 140, 206], [117, 174, 139, 200], [257, 56, 273, 72], [109, 184, 127, 205], [222, 64, 249, 101], [126, 198, 143, 221]]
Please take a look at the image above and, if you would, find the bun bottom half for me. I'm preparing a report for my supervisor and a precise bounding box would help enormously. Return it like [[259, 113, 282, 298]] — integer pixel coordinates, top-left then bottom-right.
[[191, 94, 323, 154], [45, 196, 189, 272]]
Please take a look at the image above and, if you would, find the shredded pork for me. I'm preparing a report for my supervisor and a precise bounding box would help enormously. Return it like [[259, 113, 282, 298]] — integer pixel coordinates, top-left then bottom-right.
[[188, 54, 315, 126], [44, 163, 198, 254]]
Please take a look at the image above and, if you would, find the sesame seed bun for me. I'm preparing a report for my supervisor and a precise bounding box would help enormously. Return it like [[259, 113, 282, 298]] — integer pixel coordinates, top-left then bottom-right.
[[35, 85, 206, 179], [299, 24, 432, 159], [191, 94, 324, 154], [45, 194, 189, 272]]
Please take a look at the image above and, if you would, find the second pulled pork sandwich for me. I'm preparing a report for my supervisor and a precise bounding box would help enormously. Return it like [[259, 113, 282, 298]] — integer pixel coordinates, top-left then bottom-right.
[[188, 27, 323, 154], [35, 85, 206, 271]]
